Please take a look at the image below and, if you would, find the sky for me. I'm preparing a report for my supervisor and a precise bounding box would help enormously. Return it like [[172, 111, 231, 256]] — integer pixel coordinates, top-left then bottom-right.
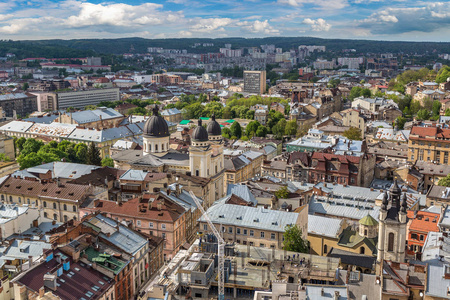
[[0, 0, 449, 42]]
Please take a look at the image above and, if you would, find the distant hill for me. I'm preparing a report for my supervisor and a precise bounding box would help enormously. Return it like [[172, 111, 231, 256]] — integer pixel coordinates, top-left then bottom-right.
[[1, 37, 449, 58]]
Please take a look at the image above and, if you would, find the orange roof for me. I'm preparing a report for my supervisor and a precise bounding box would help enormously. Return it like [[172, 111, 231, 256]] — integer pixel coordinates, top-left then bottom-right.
[[409, 126, 450, 140], [407, 210, 440, 233]]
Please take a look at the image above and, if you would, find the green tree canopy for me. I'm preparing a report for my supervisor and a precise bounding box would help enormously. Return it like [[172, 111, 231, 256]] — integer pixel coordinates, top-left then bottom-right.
[[86, 142, 102, 166], [101, 157, 114, 167], [222, 127, 231, 139], [245, 120, 261, 137], [416, 109, 430, 121], [285, 120, 298, 136], [394, 116, 407, 130], [283, 224, 308, 253], [230, 121, 242, 139], [436, 65, 450, 83], [343, 127, 362, 141], [275, 186, 289, 199], [438, 174, 450, 187]]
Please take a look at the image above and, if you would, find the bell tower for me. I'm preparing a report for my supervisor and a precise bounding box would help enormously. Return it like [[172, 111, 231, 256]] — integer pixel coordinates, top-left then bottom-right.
[[377, 179, 408, 266]]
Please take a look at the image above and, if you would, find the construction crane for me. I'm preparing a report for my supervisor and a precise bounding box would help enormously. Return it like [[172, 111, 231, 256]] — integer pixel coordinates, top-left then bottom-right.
[[189, 191, 225, 300]]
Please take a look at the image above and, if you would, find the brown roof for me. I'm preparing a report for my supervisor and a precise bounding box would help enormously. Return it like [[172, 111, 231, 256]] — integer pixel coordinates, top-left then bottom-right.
[[87, 195, 185, 223], [0, 176, 90, 202], [410, 126, 450, 140], [17, 249, 114, 299], [68, 166, 123, 186], [311, 152, 360, 164]]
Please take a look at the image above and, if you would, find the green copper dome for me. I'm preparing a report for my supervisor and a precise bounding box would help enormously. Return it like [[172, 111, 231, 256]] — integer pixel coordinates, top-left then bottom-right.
[[359, 214, 378, 226]]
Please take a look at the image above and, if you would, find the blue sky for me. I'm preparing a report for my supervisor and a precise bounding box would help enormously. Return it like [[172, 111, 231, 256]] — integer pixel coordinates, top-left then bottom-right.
[[0, 0, 449, 41]]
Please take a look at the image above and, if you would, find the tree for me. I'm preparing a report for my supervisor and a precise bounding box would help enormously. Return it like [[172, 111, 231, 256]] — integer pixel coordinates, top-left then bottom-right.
[[283, 224, 308, 253], [285, 120, 298, 136], [343, 127, 362, 141], [85, 105, 97, 110], [410, 101, 422, 115], [349, 87, 362, 101], [230, 121, 242, 139], [432, 100, 442, 117], [416, 109, 430, 121], [75, 143, 88, 163], [445, 108, 450, 116], [222, 127, 231, 139], [394, 116, 406, 130], [436, 65, 450, 83], [21, 139, 44, 156], [101, 157, 114, 167], [22, 82, 29, 91], [15, 137, 26, 153], [272, 118, 287, 139], [0, 153, 10, 162], [275, 186, 289, 199], [438, 174, 450, 187], [17, 152, 43, 170], [86, 142, 102, 166], [256, 125, 268, 137], [245, 120, 261, 137]]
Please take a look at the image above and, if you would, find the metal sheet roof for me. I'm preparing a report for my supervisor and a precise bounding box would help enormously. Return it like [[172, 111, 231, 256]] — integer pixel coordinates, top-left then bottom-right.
[[308, 214, 343, 238]]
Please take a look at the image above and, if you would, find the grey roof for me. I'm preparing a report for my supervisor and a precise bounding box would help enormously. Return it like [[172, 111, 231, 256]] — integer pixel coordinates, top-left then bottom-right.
[[25, 114, 59, 124], [86, 215, 147, 256], [161, 108, 181, 116], [68, 125, 137, 142], [227, 184, 257, 205], [308, 214, 343, 238], [162, 184, 201, 212], [422, 232, 450, 298], [309, 196, 380, 220], [439, 205, 450, 229], [68, 108, 123, 124], [0, 240, 52, 260], [0, 93, 32, 101], [199, 201, 299, 232], [0, 120, 34, 133], [242, 150, 264, 161], [0, 204, 29, 225], [120, 169, 148, 181], [305, 285, 348, 299], [17, 162, 100, 180]]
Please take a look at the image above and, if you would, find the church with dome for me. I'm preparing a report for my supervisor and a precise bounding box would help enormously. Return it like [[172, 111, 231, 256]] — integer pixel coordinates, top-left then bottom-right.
[[113, 106, 225, 200]]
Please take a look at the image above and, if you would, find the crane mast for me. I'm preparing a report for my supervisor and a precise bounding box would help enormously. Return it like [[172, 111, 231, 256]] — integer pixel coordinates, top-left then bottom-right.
[[189, 191, 225, 300]]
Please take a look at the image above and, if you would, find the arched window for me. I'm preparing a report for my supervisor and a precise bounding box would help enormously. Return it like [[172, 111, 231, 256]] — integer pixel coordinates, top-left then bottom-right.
[[364, 229, 368, 236], [388, 232, 395, 252], [53, 214, 57, 221], [43, 201, 47, 208], [155, 144, 158, 151], [63, 204, 67, 211], [360, 247, 365, 254], [196, 170, 199, 176], [44, 212, 48, 218], [53, 202, 57, 209], [323, 244, 328, 254]]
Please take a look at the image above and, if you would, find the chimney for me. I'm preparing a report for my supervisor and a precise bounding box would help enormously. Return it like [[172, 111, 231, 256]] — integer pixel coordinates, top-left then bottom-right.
[[56, 177, 62, 187], [321, 288, 325, 297], [334, 291, 340, 300], [43, 274, 57, 291], [39, 287, 45, 298], [28, 255, 33, 268], [157, 203, 162, 211]]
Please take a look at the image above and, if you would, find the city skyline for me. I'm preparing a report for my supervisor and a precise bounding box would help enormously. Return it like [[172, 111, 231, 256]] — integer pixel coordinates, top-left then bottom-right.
[[0, 0, 449, 42]]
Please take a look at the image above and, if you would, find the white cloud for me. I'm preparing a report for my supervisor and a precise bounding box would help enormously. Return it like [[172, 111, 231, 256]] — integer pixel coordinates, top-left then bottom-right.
[[237, 20, 280, 34], [278, 0, 348, 10], [190, 18, 233, 32], [302, 18, 331, 31]]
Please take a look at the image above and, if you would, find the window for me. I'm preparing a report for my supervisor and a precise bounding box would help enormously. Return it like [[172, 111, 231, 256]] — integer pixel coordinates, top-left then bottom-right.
[[137, 220, 141, 227], [203, 224, 208, 231], [18, 197, 21, 203], [260, 243, 265, 248], [73, 205, 76, 212], [260, 232, 265, 238], [228, 227, 233, 234], [64, 215, 68, 222], [271, 233, 276, 240], [162, 233, 166, 239], [53, 214, 58, 221], [411, 233, 418, 240], [196, 170, 199, 176], [364, 229, 368, 236], [360, 247, 365, 254], [44, 212, 48, 218], [0, 195, 3, 201], [155, 144, 158, 151], [149, 222, 154, 228], [388, 232, 395, 252], [161, 224, 166, 230], [53, 202, 57, 209], [250, 230, 254, 237], [237, 228, 241, 235], [148, 144, 151, 151], [27, 198, 30, 204], [162, 144, 164, 151], [420, 235, 424, 241], [43, 201, 47, 208], [243, 229, 248, 235], [324, 244, 328, 254], [63, 204, 67, 211]]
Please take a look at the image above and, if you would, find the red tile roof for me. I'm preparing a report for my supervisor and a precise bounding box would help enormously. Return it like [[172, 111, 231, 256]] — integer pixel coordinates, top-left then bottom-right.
[[407, 210, 440, 233], [410, 126, 450, 140]]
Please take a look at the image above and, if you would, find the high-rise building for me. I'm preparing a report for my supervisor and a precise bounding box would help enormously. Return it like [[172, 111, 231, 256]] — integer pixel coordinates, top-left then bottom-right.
[[55, 88, 120, 110], [243, 70, 266, 94]]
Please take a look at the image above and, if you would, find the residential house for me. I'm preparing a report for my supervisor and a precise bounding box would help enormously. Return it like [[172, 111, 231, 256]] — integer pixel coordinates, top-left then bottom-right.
[[406, 210, 440, 260], [407, 125, 450, 164]]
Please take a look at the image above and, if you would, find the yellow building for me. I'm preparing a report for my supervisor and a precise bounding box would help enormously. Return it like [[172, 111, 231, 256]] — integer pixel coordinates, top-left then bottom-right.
[[408, 126, 450, 164]]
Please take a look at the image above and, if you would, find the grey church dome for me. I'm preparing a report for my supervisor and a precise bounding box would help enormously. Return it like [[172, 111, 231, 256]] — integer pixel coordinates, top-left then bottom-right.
[[143, 106, 170, 137], [192, 119, 209, 142], [207, 114, 222, 136]]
